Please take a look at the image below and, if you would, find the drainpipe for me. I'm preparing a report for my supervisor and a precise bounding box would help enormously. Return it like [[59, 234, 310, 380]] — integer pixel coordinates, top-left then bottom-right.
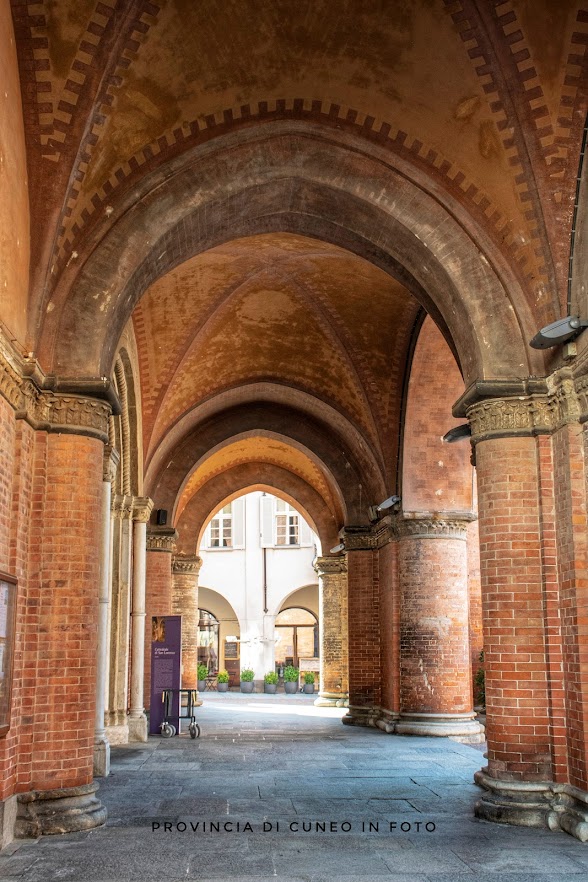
[[263, 546, 268, 613]]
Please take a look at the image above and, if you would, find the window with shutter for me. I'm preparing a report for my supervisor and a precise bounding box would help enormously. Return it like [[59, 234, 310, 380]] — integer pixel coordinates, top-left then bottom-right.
[[260, 495, 274, 547], [232, 497, 245, 548]]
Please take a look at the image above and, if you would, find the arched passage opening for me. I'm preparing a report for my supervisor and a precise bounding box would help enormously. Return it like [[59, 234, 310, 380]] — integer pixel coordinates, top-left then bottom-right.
[[2, 1, 588, 850]]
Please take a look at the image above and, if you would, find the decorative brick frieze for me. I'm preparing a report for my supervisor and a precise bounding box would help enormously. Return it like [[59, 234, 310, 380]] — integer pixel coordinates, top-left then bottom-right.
[[146, 526, 177, 552]]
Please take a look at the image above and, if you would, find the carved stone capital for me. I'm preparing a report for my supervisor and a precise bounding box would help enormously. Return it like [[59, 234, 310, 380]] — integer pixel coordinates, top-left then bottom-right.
[[112, 494, 134, 520], [103, 445, 120, 483], [172, 554, 202, 575], [314, 555, 347, 576], [341, 518, 395, 551], [0, 341, 24, 412], [0, 329, 113, 442], [340, 525, 379, 551], [466, 367, 588, 443], [467, 396, 551, 443], [133, 497, 154, 523], [394, 512, 474, 541], [146, 526, 177, 552]]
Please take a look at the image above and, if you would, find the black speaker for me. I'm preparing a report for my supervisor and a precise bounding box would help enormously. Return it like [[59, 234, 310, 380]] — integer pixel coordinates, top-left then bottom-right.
[[156, 509, 168, 526]]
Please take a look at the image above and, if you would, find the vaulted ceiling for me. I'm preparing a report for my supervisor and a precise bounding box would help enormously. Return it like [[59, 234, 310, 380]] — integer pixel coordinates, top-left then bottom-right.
[[14, 0, 586, 338], [9, 0, 588, 520], [134, 233, 419, 480]]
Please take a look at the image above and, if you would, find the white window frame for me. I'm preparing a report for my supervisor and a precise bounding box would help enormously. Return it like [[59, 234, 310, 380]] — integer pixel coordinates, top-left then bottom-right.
[[204, 498, 245, 550]]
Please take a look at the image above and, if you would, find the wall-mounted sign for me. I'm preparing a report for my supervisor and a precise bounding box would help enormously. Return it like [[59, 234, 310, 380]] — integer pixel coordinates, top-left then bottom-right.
[[0, 572, 17, 738], [149, 615, 182, 735]]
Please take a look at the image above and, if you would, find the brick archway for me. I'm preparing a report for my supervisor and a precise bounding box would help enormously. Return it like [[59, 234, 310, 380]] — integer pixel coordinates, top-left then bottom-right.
[[149, 401, 383, 526], [175, 466, 340, 557], [40, 123, 540, 387]]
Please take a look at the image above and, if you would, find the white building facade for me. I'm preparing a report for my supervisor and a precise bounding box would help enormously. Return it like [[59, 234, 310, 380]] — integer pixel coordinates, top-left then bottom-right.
[[197, 492, 320, 687]]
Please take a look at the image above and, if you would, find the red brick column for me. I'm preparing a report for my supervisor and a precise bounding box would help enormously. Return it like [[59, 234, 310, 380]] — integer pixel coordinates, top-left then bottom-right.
[[468, 398, 559, 830], [143, 528, 175, 709], [378, 538, 400, 730], [171, 555, 202, 691], [467, 517, 484, 704], [15, 430, 108, 836], [342, 528, 381, 727], [395, 514, 483, 741], [553, 419, 588, 790]]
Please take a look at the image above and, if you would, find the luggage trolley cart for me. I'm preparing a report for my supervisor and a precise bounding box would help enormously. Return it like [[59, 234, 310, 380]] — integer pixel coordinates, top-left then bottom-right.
[[160, 688, 201, 739]]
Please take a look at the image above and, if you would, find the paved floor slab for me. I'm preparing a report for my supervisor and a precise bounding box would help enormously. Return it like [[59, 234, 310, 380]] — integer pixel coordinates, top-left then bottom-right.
[[1, 693, 587, 881]]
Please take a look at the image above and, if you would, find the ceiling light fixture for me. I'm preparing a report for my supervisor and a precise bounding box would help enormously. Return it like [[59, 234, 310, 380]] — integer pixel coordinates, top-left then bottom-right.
[[368, 495, 401, 523], [530, 316, 588, 350], [442, 424, 472, 443]]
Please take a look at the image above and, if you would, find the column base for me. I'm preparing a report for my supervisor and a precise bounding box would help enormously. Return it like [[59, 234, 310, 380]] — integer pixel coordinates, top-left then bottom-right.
[[396, 712, 485, 743], [128, 712, 148, 743], [375, 708, 400, 734], [342, 705, 380, 727], [475, 769, 588, 842], [93, 735, 111, 777], [15, 783, 107, 838], [314, 691, 349, 708], [0, 795, 18, 848], [105, 723, 129, 745]]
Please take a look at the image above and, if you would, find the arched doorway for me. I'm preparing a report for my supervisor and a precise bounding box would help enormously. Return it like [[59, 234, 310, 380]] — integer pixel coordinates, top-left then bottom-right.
[[275, 607, 319, 671], [197, 609, 220, 676]]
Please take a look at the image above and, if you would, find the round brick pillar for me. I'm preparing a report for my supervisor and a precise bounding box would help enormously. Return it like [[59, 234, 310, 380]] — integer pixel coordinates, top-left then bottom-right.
[[471, 428, 559, 829], [341, 529, 381, 727], [144, 527, 176, 709], [313, 556, 348, 707], [395, 513, 484, 742], [171, 555, 202, 690], [16, 430, 108, 837]]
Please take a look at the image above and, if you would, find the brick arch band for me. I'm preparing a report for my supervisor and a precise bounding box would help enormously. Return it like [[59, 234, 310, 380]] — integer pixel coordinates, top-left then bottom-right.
[[175, 464, 339, 556], [150, 402, 380, 526], [41, 122, 542, 387]]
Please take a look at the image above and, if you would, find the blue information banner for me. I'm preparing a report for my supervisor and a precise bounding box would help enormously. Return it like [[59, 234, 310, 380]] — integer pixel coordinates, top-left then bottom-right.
[[149, 615, 182, 735]]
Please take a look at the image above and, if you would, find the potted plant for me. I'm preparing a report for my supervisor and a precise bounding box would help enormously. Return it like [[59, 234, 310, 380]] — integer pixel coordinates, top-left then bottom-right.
[[217, 669, 230, 692], [240, 668, 255, 693], [283, 665, 299, 694], [264, 671, 278, 694], [303, 671, 315, 694], [197, 663, 208, 692], [474, 650, 485, 710]]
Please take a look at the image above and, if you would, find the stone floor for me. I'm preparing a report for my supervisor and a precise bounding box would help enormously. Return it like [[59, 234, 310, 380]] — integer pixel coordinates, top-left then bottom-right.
[[1, 693, 588, 882]]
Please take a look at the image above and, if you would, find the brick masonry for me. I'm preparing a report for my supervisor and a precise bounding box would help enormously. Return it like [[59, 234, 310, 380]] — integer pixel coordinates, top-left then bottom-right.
[[171, 558, 200, 691], [22, 432, 103, 792], [398, 531, 472, 716], [346, 549, 381, 710], [144, 549, 172, 708], [476, 436, 554, 781]]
